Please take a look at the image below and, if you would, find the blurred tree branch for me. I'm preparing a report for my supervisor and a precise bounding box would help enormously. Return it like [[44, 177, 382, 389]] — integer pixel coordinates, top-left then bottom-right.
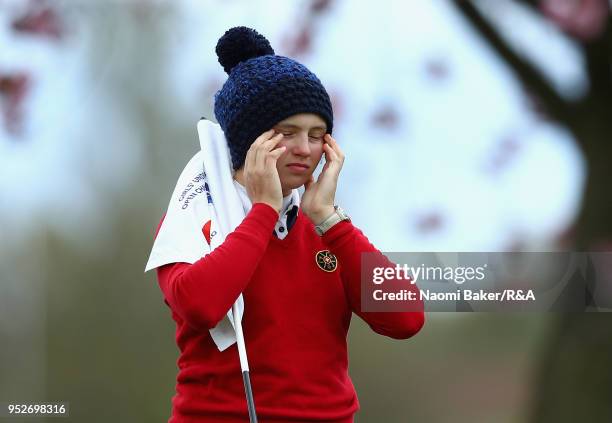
[[454, 0, 577, 132], [452, 0, 612, 248], [507, 0, 612, 101], [583, 20, 612, 101], [451, 1, 612, 422]]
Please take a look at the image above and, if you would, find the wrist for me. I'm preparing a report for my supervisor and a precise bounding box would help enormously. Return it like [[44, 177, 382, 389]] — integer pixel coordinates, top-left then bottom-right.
[[253, 201, 281, 216], [314, 206, 351, 236], [308, 206, 336, 226]]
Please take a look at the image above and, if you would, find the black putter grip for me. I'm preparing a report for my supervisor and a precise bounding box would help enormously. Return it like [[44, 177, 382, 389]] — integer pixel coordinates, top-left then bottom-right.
[[242, 370, 258, 423]]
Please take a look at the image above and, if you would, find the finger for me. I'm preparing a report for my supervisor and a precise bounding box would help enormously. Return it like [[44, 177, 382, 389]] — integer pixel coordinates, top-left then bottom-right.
[[254, 129, 276, 146], [253, 143, 264, 171], [261, 132, 284, 152], [249, 131, 275, 170], [325, 134, 344, 161], [257, 133, 283, 169], [247, 131, 269, 171], [244, 141, 257, 176], [323, 142, 339, 163], [320, 146, 343, 181], [255, 133, 278, 169], [325, 144, 344, 169], [246, 143, 260, 176], [324, 133, 338, 150], [268, 145, 286, 161]]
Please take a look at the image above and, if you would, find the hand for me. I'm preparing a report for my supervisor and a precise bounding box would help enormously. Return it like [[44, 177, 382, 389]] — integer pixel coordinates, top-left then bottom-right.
[[243, 129, 286, 214], [301, 134, 345, 225]]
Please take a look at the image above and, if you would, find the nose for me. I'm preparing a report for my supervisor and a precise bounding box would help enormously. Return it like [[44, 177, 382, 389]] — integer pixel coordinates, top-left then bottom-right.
[[288, 133, 311, 157]]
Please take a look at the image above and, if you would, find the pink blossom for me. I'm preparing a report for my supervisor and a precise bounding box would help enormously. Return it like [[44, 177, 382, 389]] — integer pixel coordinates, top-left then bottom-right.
[[0, 73, 30, 136], [540, 0, 609, 41]]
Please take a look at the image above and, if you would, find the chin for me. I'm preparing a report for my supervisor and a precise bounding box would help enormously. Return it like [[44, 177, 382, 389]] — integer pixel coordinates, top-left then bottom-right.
[[282, 174, 311, 191]]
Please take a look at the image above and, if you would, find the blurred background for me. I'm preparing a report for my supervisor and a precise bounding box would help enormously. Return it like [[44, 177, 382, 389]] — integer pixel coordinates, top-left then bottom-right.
[[1, 0, 611, 421]]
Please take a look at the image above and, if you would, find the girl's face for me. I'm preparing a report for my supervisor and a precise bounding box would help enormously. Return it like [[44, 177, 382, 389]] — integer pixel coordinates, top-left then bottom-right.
[[272, 113, 327, 196]]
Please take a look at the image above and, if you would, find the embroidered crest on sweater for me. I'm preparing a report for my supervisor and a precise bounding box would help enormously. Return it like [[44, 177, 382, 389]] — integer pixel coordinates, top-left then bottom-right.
[[316, 250, 338, 272]]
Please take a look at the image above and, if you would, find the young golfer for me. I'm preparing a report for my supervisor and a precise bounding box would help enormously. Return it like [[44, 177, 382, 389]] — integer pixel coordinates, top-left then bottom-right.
[[149, 26, 424, 423]]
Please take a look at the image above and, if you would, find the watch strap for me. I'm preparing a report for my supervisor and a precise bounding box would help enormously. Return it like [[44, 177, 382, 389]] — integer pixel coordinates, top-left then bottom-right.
[[315, 206, 350, 236]]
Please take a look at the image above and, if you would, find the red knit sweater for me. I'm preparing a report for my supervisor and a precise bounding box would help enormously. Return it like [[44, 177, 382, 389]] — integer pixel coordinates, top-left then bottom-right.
[[155, 203, 424, 423]]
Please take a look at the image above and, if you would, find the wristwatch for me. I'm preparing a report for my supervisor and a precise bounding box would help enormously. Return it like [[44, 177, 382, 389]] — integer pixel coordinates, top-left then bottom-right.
[[315, 206, 351, 236]]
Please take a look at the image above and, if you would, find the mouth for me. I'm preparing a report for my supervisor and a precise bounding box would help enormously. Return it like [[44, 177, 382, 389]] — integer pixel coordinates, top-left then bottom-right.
[[287, 163, 310, 173]]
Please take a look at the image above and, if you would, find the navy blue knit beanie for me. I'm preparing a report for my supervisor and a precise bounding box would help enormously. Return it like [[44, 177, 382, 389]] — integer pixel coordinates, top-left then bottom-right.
[[213, 26, 334, 170]]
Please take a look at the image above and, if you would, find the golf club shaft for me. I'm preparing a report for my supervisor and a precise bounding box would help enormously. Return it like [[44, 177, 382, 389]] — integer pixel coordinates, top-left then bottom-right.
[[242, 370, 257, 423], [232, 302, 258, 422]]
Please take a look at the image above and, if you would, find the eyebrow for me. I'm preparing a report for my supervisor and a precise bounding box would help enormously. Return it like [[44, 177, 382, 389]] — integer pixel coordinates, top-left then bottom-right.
[[275, 123, 327, 131]]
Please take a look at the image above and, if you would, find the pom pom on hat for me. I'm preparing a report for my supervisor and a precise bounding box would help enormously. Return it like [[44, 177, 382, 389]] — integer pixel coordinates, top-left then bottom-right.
[[215, 26, 275, 74]]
